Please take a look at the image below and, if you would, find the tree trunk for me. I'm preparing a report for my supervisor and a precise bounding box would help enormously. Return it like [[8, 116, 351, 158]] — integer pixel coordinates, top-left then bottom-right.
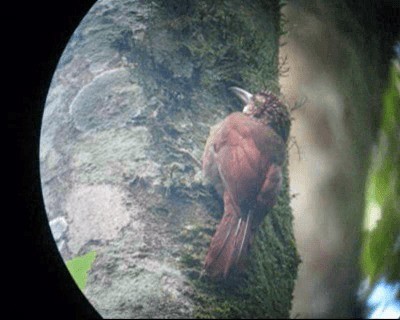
[[40, 0, 299, 318], [281, 1, 399, 318]]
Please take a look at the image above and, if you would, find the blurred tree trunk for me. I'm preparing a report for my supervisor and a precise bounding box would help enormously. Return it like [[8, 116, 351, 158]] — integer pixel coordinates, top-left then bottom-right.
[[42, 0, 300, 318], [281, 1, 399, 318]]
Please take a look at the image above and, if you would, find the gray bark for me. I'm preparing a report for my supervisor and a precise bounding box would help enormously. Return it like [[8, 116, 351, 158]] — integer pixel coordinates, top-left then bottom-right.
[[40, 0, 298, 318]]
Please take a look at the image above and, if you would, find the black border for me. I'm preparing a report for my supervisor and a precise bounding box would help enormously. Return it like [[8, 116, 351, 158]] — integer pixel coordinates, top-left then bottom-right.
[[10, 0, 399, 318], [12, 0, 100, 318]]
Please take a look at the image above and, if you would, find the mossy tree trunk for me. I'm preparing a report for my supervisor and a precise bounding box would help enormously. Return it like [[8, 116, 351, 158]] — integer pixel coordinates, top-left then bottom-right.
[[41, 0, 299, 318], [133, 2, 299, 318]]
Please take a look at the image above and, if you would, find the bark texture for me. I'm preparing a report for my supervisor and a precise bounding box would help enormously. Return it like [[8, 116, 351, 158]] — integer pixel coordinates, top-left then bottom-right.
[[40, 0, 299, 318]]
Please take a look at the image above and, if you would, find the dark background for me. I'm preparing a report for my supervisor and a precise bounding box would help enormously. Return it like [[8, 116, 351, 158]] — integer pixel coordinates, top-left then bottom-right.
[[11, 0, 398, 318], [12, 0, 100, 318]]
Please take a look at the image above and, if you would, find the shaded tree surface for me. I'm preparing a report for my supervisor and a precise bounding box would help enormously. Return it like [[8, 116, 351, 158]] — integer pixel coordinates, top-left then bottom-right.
[[40, 0, 299, 318], [281, 0, 399, 318]]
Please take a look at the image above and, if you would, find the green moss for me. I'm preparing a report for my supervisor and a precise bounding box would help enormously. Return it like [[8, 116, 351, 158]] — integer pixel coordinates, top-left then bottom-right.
[[182, 168, 299, 319], [144, 1, 301, 318], [243, 168, 300, 318], [178, 224, 214, 276], [174, 168, 298, 318], [127, 1, 299, 317], [132, 0, 281, 98]]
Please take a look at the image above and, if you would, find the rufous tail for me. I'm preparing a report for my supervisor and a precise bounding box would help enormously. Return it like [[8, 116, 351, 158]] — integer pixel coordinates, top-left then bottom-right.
[[204, 193, 254, 279]]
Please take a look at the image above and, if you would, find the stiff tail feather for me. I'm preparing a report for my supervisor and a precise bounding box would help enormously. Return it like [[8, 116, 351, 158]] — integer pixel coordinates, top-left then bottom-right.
[[204, 210, 253, 279]]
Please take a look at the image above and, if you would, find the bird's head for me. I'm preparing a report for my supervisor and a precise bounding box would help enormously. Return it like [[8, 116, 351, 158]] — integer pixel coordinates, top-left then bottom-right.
[[229, 86, 291, 143]]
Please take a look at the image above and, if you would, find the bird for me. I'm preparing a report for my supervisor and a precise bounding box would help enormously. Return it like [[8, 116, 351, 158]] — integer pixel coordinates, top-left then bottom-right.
[[202, 87, 291, 279]]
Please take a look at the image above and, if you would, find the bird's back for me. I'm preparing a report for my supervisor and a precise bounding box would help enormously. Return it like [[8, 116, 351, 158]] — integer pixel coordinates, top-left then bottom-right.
[[206, 112, 285, 213]]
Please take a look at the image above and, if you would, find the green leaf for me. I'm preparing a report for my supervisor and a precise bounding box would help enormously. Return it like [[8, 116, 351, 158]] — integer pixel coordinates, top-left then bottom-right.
[[65, 251, 97, 291], [361, 61, 400, 284]]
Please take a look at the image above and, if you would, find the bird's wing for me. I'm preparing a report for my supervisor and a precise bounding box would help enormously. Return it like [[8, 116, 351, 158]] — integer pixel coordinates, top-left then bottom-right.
[[212, 113, 286, 213]]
